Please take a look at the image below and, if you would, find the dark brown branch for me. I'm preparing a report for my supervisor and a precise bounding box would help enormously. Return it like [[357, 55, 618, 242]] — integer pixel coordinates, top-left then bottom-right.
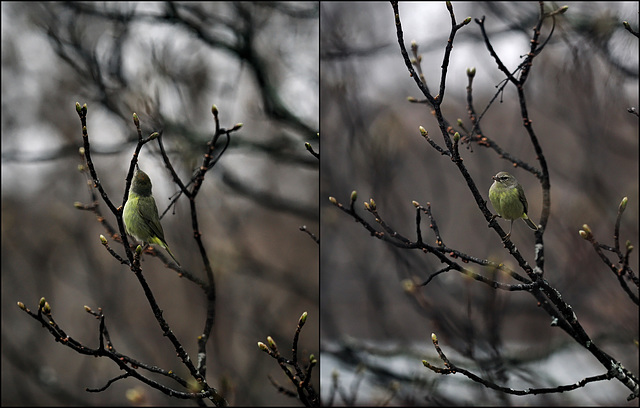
[[424, 333, 616, 397]]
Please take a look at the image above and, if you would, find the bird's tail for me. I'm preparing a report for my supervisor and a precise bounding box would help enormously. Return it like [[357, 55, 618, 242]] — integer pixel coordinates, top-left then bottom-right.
[[522, 215, 538, 231], [154, 238, 181, 266]]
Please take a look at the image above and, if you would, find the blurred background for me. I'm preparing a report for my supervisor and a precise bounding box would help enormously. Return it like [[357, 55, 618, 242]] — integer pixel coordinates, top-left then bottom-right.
[[2, 2, 318, 406], [321, 1, 638, 406]]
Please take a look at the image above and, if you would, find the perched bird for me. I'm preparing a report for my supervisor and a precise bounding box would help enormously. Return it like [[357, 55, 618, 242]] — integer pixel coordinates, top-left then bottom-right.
[[123, 167, 180, 265], [488, 171, 538, 238]]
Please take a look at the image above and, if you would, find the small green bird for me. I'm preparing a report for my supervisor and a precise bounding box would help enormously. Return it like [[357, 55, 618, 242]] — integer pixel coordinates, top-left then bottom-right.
[[488, 171, 538, 238], [123, 167, 180, 265]]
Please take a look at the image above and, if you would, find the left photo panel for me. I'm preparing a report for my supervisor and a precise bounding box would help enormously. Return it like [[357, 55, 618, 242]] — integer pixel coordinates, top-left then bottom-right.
[[1, 2, 319, 406]]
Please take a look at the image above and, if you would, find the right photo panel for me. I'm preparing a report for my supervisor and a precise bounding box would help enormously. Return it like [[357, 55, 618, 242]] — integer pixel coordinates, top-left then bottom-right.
[[320, 2, 639, 406]]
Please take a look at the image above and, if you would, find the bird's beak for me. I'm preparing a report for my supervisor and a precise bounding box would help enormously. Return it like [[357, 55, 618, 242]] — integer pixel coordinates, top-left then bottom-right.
[[492, 176, 498, 181]]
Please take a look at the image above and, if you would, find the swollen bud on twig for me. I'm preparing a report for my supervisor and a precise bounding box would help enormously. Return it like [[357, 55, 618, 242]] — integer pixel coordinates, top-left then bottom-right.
[[619, 196, 628, 212], [431, 333, 438, 342], [17, 302, 26, 310], [329, 196, 337, 205], [148, 132, 159, 141], [257, 342, 269, 352], [547, 5, 569, 17], [136, 245, 143, 255], [466, 67, 476, 78], [412, 200, 420, 208], [350, 190, 358, 203], [579, 225, 594, 240], [99, 235, 107, 244], [211, 104, 218, 116], [453, 132, 460, 143], [299, 311, 307, 325], [39, 297, 46, 308], [267, 336, 277, 350], [419, 126, 428, 136], [133, 113, 139, 127], [446, 1, 453, 13]]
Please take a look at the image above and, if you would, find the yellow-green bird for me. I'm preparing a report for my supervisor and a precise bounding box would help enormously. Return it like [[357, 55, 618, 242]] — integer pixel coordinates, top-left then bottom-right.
[[123, 167, 180, 265], [488, 171, 538, 238]]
